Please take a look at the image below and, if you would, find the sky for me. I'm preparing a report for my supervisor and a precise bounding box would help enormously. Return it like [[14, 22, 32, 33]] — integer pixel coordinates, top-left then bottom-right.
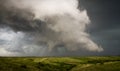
[[0, 0, 120, 56], [79, 0, 120, 55]]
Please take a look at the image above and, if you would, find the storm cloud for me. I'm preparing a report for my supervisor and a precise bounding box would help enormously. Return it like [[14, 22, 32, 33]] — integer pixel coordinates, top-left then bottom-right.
[[1, 0, 119, 56]]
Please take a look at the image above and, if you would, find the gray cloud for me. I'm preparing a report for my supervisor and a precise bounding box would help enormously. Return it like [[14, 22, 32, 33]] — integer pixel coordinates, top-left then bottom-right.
[[0, 0, 104, 56]]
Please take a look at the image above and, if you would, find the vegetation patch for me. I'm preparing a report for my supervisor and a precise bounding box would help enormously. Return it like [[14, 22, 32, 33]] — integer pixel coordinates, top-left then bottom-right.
[[0, 56, 120, 71]]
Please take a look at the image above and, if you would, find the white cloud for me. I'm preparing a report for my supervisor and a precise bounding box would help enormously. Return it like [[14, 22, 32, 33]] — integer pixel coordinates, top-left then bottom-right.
[[0, 0, 103, 56]]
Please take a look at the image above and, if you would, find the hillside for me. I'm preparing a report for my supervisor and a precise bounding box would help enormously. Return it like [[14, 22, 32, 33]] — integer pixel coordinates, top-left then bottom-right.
[[0, 56, 120, 71]]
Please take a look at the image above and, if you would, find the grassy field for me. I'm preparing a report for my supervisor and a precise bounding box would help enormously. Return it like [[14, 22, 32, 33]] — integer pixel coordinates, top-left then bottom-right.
[[0, 56, 120, 71]]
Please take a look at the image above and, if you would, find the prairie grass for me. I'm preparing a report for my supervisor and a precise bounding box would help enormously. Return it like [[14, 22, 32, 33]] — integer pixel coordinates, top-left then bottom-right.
[[0, 56, 120, 71]]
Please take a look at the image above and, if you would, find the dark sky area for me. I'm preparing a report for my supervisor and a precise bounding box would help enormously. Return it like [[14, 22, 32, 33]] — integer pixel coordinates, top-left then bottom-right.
[[0, 0, 120, 56], [79, 0, 120, 55]]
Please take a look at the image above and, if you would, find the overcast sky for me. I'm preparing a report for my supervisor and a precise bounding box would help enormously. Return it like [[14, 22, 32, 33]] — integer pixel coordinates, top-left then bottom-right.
[[0, 0, 120, 56], [79, 0, 120, 55]]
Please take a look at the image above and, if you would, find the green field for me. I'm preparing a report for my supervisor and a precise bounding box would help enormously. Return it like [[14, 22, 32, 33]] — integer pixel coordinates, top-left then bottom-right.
[[0, 56, 120, 71]]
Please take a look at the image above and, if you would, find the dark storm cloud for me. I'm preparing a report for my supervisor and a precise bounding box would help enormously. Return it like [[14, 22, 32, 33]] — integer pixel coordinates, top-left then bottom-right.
[[0, 0, 104, 56], [0, 0, 119, 56], [0, 3, 42, 32]]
